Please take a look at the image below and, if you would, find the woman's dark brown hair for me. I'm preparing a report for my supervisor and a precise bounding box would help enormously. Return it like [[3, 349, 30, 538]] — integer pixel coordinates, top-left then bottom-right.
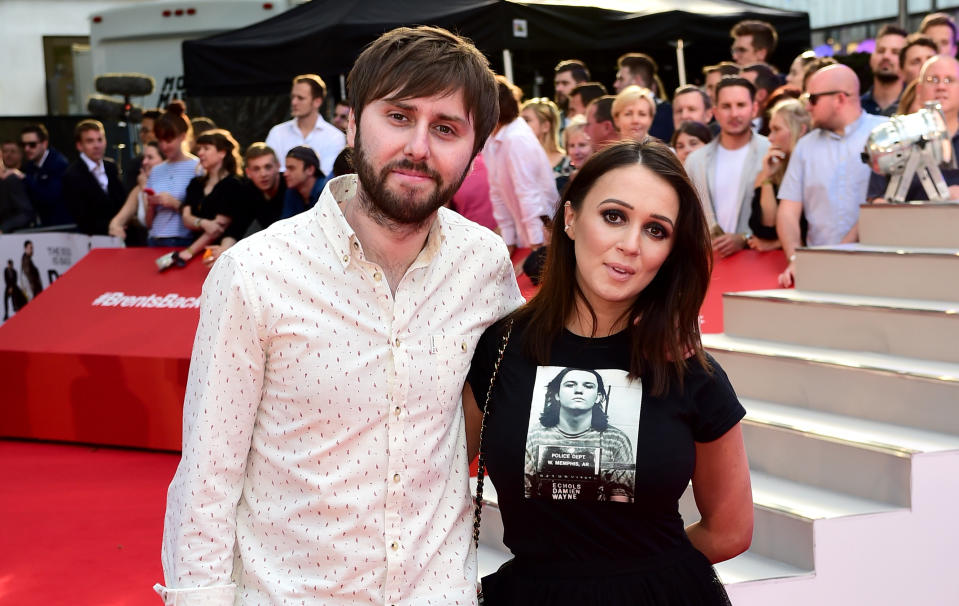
[[513, 139, 712, 395], [195, 129, 242, 177], [153, 100, 192, 142]]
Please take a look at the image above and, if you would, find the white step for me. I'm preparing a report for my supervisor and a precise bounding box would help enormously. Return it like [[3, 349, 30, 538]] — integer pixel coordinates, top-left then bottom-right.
[[859, 201, 959, 249], [794, 243, 959, 302], [704, 334, 959, 436], [722, 289, 959, 363], [716, 550, 812, 585]]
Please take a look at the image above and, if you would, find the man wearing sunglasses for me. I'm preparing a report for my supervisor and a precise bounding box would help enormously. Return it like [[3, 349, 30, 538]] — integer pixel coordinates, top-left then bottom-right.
[[776, 64, 888, 288], [19, 124, 71, 228]]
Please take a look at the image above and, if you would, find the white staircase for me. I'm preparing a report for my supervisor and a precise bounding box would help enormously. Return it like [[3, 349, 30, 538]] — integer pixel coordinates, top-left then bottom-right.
[[476, 202, 959, 604]]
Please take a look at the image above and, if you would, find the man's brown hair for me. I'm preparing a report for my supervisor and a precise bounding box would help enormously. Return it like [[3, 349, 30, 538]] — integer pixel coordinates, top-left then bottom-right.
[[244, 142, 277, 163], [347, 25, 498, 157], [919, 12, 958, 42], [703, 61, 741, 78], [617, 52, 665, 97], [74, 119, 105, 142], [731, 20, 778, 54], [293, 74, 327, 101]]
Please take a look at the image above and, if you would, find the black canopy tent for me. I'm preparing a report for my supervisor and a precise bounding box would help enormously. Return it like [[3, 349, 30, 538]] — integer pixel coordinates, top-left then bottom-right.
[[181, 0, 808, 147], [183, 0, 810, 97]]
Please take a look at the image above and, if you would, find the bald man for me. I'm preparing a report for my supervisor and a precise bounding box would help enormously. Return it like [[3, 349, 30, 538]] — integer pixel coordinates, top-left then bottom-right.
[[867, 55, 959, 203], [776, 64, 888, 287]]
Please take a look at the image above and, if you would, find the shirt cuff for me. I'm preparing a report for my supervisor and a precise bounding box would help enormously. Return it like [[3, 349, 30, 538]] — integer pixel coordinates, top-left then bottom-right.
[[154, 583, 236, 605]]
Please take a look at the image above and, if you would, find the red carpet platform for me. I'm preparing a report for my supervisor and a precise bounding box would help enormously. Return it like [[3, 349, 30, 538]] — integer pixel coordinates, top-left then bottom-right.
[[0, 247, 786, 452], [0, 248, 206, 451]]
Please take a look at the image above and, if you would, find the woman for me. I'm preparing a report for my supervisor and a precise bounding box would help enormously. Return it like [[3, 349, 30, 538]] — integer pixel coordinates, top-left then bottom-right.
[[748, 99, 810, 251], [521, 98, 572, 191], [108, 140, 163, 246], [146, 100, 199, 248], [159, 129, 245, 268], [670, 121, 712, 165], [785, 50, 818, 90], [564, 119, 593, 171], [612, 85, 656, 142], [465, 140, 752, 605]]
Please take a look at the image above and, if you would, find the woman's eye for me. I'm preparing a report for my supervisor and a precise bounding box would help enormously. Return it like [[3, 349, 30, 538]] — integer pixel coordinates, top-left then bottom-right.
[[602, 209, 626, 224], [646, 223, 668, 239]]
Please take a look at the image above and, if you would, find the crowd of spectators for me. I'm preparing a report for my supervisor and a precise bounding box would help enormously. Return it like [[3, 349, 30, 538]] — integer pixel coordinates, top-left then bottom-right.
[[2, 11, 958, 284]]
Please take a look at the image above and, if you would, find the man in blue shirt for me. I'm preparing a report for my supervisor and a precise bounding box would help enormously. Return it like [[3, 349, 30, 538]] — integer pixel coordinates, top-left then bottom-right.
[[776, 64, 888, 287], [20, 124, 71, 227], [280, 145, 326, 219]]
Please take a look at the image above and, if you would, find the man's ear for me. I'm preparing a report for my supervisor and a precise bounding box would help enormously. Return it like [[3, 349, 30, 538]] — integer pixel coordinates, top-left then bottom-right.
[[347, 110, 356, 147]]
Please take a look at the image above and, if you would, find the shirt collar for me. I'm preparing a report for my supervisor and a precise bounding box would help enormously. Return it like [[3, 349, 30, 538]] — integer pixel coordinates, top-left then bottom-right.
[[314, 174, 445, 271], [80, 152, 103, 173], [290, 114, 334, 135], [36, 148, 50, 168]]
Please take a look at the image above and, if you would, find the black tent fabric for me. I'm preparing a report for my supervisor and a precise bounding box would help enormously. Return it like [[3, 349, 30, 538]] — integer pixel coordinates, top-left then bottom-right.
[[182, 0, 810, 98]]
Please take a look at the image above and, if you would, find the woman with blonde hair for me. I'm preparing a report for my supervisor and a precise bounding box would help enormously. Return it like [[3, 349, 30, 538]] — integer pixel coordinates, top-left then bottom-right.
[[748, 98, 810, 250], [611, 86, 656, 142], [521, 98, 573, 191]]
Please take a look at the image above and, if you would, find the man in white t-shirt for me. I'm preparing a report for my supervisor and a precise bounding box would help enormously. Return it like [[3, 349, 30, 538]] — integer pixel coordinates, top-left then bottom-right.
[[265, 74, 346, 177], [684, 77, 769, 257]]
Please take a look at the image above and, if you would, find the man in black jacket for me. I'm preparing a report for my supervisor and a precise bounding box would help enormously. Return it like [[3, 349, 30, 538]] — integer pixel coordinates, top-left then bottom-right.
[[63, 120, 125, 235], [20, 124, 70, 227]]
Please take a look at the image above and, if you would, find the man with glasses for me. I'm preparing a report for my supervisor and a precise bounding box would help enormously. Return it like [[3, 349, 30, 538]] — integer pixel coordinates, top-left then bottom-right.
[[867, 55, 959, 203], [776, 65, 887, 287], [19, 124, 70, 228]]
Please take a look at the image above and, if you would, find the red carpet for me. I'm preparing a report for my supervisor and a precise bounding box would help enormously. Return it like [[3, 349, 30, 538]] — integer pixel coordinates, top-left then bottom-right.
[[0, 440, 178, 606]]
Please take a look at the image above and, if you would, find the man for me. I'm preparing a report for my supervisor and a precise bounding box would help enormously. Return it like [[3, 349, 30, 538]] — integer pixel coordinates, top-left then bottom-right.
[[776, 64, 887, 287], [900, 34, 939, 85], [331, 98, 350, 133], [20, 124, 70, 227], [740, 62, 781, 128], [62, 120, 126, 235], [614, 53, 673, 141], [21, 240, 42, 299], [553, 59, 590, 119], [156, 25, 521, 606], [280, 145, 325, 219], [868, 55, 959, 202], [265, 74, 346, 176], [861, 24, 908, 116], [4, 259, 27, 320], [123, 108, 161, 192], [730, 20, 778, 66], [568, 81, 607, 119], [0, 157, 34, 234], [585, 95, 619, 151], [210, 143, 288, 263], [919, 12, 958, 58], [672, 85, 713, 129], [2, 139, 22, 172], [484, 75, 559, 252], [702, 61, 741, 106], [685, 77, 770, 257]]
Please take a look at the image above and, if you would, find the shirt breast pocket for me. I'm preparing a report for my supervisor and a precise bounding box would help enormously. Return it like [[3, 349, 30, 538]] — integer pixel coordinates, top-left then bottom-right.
[[429, 333, 480, 404]]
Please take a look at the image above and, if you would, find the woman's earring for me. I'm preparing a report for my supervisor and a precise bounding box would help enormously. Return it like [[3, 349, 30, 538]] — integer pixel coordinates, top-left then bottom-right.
[[564, 224, 571, 231]]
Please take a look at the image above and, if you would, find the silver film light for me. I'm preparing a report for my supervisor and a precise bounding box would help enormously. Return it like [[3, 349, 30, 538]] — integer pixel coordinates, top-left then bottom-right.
[[862, 101, 954, 202]]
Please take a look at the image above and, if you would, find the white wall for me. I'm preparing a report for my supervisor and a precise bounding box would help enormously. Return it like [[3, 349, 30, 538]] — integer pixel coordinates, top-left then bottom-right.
[[0, 0, 150, 116], [750, 0, 959, 29]]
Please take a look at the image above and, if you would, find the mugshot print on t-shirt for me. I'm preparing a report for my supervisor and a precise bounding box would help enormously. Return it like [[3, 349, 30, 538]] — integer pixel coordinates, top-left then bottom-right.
[[523, 366, 642, 502]]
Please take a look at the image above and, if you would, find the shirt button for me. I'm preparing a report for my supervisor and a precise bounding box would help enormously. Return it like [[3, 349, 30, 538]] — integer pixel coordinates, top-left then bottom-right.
[[393, 473, 401, 483], [390, 541, 399, 551], [394, 337, 400, 347], [394, 406, 401, 417], [353, 241, 360, 249], [373, 271, 382, 281], [460, 342, 467, 352], [342, 254, 349, 263]]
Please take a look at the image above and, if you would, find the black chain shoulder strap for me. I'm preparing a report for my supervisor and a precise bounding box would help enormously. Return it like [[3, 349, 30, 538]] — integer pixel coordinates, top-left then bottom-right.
[[472, 319, 513, 549]]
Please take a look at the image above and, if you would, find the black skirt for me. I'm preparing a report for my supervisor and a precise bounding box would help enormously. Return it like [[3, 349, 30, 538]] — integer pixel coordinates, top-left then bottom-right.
[[480, 546, 731, 606]]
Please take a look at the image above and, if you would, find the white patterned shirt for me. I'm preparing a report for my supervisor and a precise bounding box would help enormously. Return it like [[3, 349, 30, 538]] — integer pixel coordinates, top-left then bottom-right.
[[156, 174, 524, 606]]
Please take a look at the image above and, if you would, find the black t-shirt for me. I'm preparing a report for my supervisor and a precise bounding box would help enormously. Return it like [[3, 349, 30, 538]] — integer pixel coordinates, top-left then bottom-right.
[[184, 174, 245, 222], [224, 177, 287, 241], [466, 318, 745, 562]]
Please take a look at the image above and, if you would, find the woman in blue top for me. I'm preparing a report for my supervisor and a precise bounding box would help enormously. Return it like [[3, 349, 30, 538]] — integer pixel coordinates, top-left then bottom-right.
[[465, 140, 753, 605], [146, 100, 199, 248]]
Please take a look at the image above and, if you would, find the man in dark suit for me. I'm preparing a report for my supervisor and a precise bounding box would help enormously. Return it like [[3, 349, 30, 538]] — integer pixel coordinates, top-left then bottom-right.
[[63, 120, 125, 235], [20, 124, 71, 227]]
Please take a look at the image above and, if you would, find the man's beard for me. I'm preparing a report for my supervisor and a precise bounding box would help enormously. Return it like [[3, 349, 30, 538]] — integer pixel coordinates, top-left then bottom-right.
[[875, 70, 901, 84], [556, 93, 569, 112], [353, 128, 469, 229]]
